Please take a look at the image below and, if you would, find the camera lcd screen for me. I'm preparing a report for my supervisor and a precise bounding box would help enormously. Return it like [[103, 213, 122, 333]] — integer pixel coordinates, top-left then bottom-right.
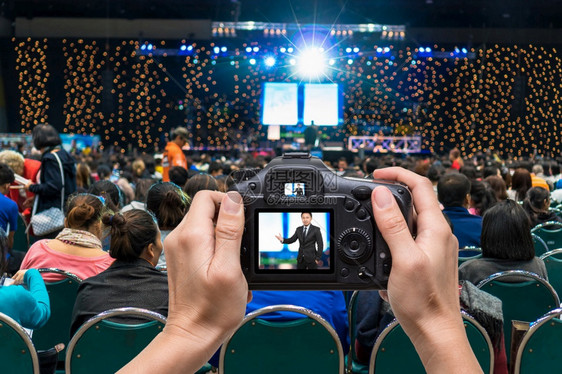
[[256, 210, 332, 272], [284, 183, 306, 197]]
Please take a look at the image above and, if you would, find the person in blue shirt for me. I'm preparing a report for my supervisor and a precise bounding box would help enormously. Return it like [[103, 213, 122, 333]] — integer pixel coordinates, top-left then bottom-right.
[[438, 173, 483, 248], [0, 162, 19, 249]]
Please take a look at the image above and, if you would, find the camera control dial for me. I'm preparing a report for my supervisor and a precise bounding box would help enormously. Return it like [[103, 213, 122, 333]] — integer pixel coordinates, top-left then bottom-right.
[[338, 228, 373, 264]]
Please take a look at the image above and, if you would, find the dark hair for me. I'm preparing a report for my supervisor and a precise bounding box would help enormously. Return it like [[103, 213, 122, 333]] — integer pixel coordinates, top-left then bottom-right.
[[427, 164, 445, 183], [0, 163, 15, 185], [76, 163, 91, 189], [363, 158, 379, 176], [146, 182, 190, 229], [169, 166, 189, 187], [469, 181, 497, 216], [481, 200, 534, 261], [511, 168, 533, 201], [551, 162, 560, 176], [183, 174, 219, 199], [88, 180, 123, 212], [523, 187, 551, 225], [301, 212, 312, 218], [96, 164, 112, 180], [437, 173, 471, 207], [102, 210, 159, 262], [483, 166, 499, 179], [208, 161, 223, 175], [65, 193, 106, 230], [32, 124, 61, 149], [485, 175, 508, 201], [134, 179, 155, 202], [460, 165, 477, 181]]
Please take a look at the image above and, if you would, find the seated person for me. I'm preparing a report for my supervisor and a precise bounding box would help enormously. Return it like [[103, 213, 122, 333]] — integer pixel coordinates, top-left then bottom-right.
[[459, 199, 548, 285], [1, 233, 50, 329], [522, 186, 562, 228], [70, 209, 168, 336], [438, 173, 483, 248], [20, 193, 113, 282]]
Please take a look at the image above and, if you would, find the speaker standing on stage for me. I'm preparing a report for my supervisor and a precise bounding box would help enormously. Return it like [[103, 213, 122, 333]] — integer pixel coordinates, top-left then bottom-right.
[[275, 212, 323, 269]]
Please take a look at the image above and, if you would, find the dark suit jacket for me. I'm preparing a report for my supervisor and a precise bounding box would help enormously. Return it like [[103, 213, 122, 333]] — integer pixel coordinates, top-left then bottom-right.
[[283, 225, 323, 262]]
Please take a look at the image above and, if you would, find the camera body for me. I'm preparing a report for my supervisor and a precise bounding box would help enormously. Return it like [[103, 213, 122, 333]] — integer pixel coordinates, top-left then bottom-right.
[[231, 153, 413, 290]]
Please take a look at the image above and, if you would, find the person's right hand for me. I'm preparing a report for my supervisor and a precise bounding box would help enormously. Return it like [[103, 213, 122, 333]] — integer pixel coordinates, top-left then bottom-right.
[[275, 233, 283, 242], [12, 269, 28, 285], [371, 167, 482, 373]]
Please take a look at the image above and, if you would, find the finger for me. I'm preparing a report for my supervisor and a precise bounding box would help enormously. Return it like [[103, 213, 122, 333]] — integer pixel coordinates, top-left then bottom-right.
[[372, 186, 416, 262], [213, 192, 245, 268], [379, 290, 389, 302], [373, 167, 449, 236]]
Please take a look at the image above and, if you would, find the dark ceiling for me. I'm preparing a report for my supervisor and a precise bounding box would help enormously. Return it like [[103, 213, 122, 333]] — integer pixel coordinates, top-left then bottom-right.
[[3, 0, 562, 28]]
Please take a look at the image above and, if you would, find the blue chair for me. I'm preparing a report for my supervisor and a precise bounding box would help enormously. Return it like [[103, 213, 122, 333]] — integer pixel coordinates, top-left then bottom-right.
[[477, 270, 560, 363], [532, 234, 549, 257], [513, 307, 562, 374], [219, 304, 344, 374], [346, 291, 368, 374], [540, 249, 562, 300], [65, 307, 166, 373], [368, 311, 494, 373], [531, 221, 562, 253], [459, 247, 483, 267], [0, 311, 40, 374]]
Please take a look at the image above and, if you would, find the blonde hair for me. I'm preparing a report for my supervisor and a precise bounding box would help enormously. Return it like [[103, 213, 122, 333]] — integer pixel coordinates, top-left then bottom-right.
[[0, 150, 24, 175]]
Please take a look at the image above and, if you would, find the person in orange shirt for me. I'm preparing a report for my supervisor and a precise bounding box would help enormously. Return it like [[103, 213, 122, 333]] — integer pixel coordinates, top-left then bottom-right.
[[162, 127, 189, 182]]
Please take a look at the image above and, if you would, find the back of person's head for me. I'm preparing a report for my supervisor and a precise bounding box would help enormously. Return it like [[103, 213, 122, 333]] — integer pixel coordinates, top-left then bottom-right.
[[32, 124, 61, 149], [65, 193, 106, 231], [459, 165, 478, 181], [481, 200, 534, 261], [208, 161, 223, 175], [363, 157, 379, 176], [484, 175, 508, 201], [102, 210, 159, 262], [523, 186, 550, 213], [483, 165, 499, 179], [76, 163, 91, 189], [551, 162, 560, 176], [532, 164, 544, 175], [427, 164, 445, 183], [134, 178, 155, 203], [146, 182, 190, 229], [511, 168, 532, 201], [0, 163, 15, 185], [96, 164, 112, 180], [0, 150, 24, 175], [88, 180, 123, 212], [169, 166, 189, 187], [132, 159, 146, 177], [469, 181, 497, 216], [518, 160, 533, 173], [141, 154, 156, 175], [437, 173, 471, 207], [183, 174, 219, 199]]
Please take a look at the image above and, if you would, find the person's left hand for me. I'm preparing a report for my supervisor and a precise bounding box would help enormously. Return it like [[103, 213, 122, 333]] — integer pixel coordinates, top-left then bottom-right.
[[12, 269, 28, 285]]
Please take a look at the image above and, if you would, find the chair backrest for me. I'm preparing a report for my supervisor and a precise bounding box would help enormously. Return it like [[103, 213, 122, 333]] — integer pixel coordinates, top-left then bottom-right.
[[346, 291, 368, 374], [459, 247, 483, 266], [540, 249, 562, 301], [219, 304, 344, 374], [65, 307, 166, 374], [32, 268, 82, 367], [531, 221, 562, 252], [368, 311, 493, 374], [13, 213, 30, 252], [0, 312, 40, 374], [513, 307, 562, 374], [532, 234, 549, 257], [477, 270, 560, 362]]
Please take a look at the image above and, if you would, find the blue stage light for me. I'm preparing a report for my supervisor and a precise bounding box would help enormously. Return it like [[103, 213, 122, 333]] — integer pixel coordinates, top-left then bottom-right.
[[347, 59, 353, 65], [213, 46, 220, 54], [419, 47, 425, 53], [148, 44, 153, 50], [249, 58, 256, 65], [289, 58, 296, 65], [328, 59, 336, 66], [245, 47, 252, 53], [345, 47, 352, 53], [221, 46, 227, 52], [383, 47, 390, 53], [180, 45, 186, 51], [280, 47, 286, 53], [141, 45, 146, 50], [461, 47, 467, 54], [426, 47, 432, 52], [264, 56, 276, 67], [253, 46, 259, 52], [455, 47, 460, 54], [376, 47, 383, 53], [287, 47, 294, 53], [187, 45, 193, 51], [353, 47, 360, 53]]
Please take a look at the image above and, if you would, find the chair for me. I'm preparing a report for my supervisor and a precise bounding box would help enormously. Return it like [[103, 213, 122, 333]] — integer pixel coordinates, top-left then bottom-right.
[[540, 249, 562, 299], [531, 221, 562, 252], [368, 311, 493, 374], [532, 234, 549, 257], [513, 307, 562, 374], [0, 312, 40, 374], [477, 270, 560, 362], [32, 268, 82, 369], [459, 247, 483, 267], [65, 307, 166, 373], [346, 291, 368, 374], [12, 213, 30, 252], [219, 304, 344, 374]]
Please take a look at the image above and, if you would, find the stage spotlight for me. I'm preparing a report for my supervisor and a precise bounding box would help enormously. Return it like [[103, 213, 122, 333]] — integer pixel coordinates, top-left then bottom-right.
[[289, 58, 296, 65], [187, 45, 193, 51], [141, 45, 146, 50], [180, 45, 187, 51], [419, 47, 425, 53], [328, 59, 336, 65], [245, 46, 252, 53], [296, 47, 327, 79], [280, 47, 286, 53], [347, 59, 353, 65], [376, 47, 383, 53], [148, 44, 153, 50], [221, 46, 227, 52], [213, 46, 220, 54], [461, 47, 467, 54], [353, 47, 360, 53], [383, 47, 390, 53], [345, 47, 352, 53], [249, 58, 256, 65], [454, 47, 460, 54], [264, 56, 276, 67], [287, 47, 294, 53], [253, 46, 259, 52]]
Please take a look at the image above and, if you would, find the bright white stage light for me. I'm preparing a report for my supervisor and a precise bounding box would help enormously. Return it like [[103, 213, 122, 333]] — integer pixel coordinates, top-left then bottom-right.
[[419, 47, 425, 53], [296, 47, 327, 79], [245, 47, 252, 53], [264, 56, 276, 67], [213, 46, 220, 54], [221, 46, 227, 52], [289, 58, 296, 65], [280, 47, 286, 53], [249, 58, 256, 65]]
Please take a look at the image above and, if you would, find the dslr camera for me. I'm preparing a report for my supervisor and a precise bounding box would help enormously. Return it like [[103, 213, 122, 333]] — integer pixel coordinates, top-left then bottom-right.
[[231, 153, 413, 290]]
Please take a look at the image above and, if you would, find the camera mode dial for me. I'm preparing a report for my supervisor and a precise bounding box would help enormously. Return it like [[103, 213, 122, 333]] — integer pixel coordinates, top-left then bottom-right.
[[338, 228, 373, 264]]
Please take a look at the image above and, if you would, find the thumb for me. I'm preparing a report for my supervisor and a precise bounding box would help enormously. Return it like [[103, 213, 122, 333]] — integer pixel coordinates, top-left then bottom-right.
[[372, 186, 415, 261], [214, 192, 245, 266]]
